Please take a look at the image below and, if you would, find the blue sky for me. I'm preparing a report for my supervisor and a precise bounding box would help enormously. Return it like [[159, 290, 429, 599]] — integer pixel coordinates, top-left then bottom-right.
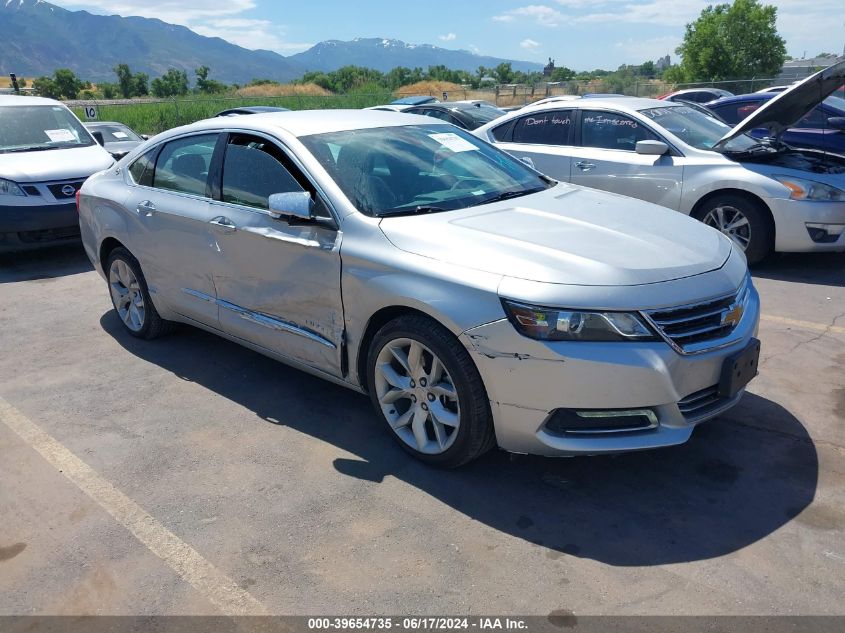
[[55, 1, 844, 70]]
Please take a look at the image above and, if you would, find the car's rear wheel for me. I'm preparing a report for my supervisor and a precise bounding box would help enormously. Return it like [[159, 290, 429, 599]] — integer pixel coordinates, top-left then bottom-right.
[[106, 247, 174, 339], [367, 314, 495, 468], [693, 194, 773, 264]]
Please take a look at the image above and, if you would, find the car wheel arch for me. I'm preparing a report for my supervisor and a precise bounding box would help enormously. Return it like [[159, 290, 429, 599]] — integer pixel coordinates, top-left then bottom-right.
[[354, 305, 468, 393], [691, 188, 775, 237], [99, 236, 127, 275]]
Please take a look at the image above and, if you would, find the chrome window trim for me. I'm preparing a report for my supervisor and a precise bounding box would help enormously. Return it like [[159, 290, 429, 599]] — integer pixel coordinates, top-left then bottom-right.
[[180, 288, 336, 349]]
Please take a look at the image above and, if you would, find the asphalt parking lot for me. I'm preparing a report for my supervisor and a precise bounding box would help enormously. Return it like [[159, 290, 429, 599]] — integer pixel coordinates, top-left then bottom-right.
[[1, 246, 844, 617]]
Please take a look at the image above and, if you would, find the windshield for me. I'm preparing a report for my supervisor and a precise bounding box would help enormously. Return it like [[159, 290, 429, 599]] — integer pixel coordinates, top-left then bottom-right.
[[640, 105, 759, 152], [0, 105, 95, 153], [300, 124, 552, 217], [88, 124, 142, 143]]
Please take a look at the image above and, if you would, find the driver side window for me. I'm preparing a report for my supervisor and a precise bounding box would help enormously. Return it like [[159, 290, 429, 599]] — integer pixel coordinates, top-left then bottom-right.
[[580, 110, 658, 151], [221, 134, 305, 210]]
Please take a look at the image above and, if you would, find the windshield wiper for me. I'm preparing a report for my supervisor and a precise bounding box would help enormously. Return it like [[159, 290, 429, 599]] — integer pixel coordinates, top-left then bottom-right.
[[1, 145, 62, 154], [379, 205, 447, 217], [478, 187, 543, 206], [724, 141, 780, 156]]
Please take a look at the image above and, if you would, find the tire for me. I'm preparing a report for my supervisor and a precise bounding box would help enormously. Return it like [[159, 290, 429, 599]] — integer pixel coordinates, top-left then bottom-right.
[[366, 314, 496, 468], [105, 247, 175, 340], [693, 194, 773, 265]]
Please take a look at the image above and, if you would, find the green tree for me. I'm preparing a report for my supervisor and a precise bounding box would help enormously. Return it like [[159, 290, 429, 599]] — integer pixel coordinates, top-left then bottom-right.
[[194, 66, 227, 94], [549, 66, 575, 82], [675, 0, 786, 82], [151, 69, 189, 97], [33, 76, 60, 99], [493, 62, 514, 84], [134, 72, 149, 96], [53, 68, 83, 99], [98, 82, 118, 99], [114, 63, 134, 98]]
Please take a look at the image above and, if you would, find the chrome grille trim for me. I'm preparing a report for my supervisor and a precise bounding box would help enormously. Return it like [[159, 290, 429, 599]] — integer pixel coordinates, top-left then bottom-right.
[[641, 277, 751, 355]]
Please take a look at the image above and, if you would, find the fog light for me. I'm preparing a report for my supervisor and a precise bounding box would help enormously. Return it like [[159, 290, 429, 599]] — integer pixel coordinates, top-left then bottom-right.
[[544, 408, 658, 435], [806, 223, 845, 244]]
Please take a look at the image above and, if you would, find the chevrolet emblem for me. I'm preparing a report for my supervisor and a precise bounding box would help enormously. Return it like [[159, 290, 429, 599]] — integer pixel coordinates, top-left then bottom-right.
[[721, 303, 744, 328]]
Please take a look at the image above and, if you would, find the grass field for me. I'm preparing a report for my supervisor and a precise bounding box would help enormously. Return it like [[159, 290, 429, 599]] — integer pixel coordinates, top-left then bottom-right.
[[70, 90, 396, 136]]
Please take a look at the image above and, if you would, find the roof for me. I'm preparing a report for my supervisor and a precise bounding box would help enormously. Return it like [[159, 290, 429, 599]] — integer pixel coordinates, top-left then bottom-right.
[[517, 96, 669, 114], [166, 109, 437, 139], [0, 95, 65, 107]]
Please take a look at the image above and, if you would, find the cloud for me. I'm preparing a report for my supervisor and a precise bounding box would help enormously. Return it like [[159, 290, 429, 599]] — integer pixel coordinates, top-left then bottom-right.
[[191, 18, 311, 53], [53, 0, 310, 53], [520, 39, 541, 50], [438, 33, 457, 42], [493, 5, 565, 27]]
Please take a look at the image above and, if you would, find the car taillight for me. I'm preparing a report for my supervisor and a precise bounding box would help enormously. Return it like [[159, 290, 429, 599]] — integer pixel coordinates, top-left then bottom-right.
[[75, 189, 81, 213]]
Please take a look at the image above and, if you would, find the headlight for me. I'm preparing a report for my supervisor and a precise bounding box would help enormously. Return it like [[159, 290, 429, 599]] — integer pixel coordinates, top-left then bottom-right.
[[0, 178, 25, 197], [501, 300, 656, 342], [773, 175, 845, 201]]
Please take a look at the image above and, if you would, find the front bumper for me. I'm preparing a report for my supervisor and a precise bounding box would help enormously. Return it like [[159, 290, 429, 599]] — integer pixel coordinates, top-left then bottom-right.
[[461, 286, 760, 457], [0, 202, 80, 252], [769, 197, 845, 253]]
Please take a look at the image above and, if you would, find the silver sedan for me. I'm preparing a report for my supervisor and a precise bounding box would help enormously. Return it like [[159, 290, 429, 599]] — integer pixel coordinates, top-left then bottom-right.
[[78, 110, 760, 467], [474, 66, 845, 264]]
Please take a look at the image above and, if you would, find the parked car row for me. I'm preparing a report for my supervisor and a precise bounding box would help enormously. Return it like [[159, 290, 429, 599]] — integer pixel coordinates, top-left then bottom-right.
[[2, 65, 842, 467]]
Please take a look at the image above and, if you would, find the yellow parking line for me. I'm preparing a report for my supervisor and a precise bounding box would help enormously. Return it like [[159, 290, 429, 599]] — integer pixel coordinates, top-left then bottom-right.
[[0, 396, 268, 616], [761, 314, 845, 336]]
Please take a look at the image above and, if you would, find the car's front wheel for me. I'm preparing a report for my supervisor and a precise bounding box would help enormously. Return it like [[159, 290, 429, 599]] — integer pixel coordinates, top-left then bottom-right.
[[106, 247, 174, 339], [693, 194, 773, 264], [367, 314, 496, 468]]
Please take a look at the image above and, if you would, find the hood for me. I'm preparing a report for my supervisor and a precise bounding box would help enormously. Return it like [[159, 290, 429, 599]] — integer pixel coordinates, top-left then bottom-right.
[[716, 59, 845, 147], [0, 144, 114, 183], [379, 184, 732, 287]]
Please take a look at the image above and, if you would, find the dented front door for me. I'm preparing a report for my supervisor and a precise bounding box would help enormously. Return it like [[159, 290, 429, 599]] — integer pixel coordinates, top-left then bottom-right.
[[207, 132, 344, 376]]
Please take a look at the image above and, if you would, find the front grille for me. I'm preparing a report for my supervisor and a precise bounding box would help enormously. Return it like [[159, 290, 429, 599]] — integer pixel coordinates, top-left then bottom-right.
[[17, 226, 81, 243], [22, 185, 41, 196], [46, 180, 86, 200], [644, 279, 750, 354], [678, 384, 731, 422]]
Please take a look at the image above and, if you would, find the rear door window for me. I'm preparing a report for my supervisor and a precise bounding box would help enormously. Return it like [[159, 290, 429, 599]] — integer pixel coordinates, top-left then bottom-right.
[[152, 134, 218, 196], [511, 110, 573, 145]]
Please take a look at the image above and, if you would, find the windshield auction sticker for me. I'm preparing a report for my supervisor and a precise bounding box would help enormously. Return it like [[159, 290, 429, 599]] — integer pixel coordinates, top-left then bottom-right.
[[44, 129, 76, 142], [429, 133, 478, 152]]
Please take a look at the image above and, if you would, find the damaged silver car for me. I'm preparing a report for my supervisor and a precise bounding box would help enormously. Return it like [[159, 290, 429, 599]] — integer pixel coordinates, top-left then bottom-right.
[[79, 110, 760, 467]]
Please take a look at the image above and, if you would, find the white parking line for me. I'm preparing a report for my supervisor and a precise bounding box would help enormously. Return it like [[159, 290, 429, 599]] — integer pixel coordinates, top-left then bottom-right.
[[0, 396, 268, 616], [761, 314, 845, 336]]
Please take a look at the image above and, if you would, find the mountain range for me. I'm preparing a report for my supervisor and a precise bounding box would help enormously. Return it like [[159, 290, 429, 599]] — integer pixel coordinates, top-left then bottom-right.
[[0, 0, 543, 83]]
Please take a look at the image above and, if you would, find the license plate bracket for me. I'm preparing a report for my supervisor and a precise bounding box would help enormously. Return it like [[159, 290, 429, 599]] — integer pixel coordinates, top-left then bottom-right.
[[718, 338, 761, 398]]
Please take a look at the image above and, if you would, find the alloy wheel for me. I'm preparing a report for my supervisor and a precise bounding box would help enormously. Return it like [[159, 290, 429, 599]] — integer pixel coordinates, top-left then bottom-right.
[[374, 338, 461, 455], [109, 259, 145, 332], [702, 205, 751, 251]]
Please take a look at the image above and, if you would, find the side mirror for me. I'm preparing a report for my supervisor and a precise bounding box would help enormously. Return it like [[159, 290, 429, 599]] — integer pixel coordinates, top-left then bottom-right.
[[520, 156, 536, 169], [268, 191, 314, 221], [827, 117, 845, 131], [92, 131, 105, 146], [636, 140, 669, 155]]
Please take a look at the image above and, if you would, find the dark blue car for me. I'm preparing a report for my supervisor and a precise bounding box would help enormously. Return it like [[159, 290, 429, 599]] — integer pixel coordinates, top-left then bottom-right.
[[706, 92, 845, 154]]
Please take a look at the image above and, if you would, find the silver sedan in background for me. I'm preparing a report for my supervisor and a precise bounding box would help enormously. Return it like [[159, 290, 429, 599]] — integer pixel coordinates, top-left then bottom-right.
[[474, 61, 845, 264], [78, 110, 760, 467]]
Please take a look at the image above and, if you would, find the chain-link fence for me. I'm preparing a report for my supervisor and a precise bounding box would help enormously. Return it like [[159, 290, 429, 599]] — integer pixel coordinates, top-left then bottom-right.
[[66, 74, 844, 136]]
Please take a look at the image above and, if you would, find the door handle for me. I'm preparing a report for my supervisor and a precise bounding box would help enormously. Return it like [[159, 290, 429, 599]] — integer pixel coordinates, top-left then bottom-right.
[[136, 200, 156, 216], [209, 216, 237, 232], [574, 162, 596, 172]]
